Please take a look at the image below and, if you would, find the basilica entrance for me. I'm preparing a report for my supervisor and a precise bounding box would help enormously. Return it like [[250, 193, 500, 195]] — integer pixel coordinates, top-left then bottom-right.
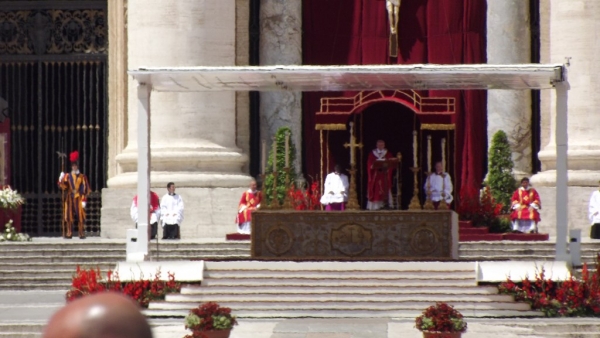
[[0, 1, 107, 236]]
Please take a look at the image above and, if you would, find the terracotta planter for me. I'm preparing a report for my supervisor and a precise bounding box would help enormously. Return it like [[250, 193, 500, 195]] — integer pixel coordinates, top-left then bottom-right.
[[200, 329, 232, 338], [422, 332, 462, 338]]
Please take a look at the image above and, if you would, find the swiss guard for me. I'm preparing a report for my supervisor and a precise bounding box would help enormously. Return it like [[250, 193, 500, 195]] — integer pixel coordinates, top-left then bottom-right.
[[58, 151, 91, 239]]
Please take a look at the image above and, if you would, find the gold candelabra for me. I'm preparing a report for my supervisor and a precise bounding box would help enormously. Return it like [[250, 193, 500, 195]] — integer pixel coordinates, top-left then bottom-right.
[[282, 167, 295, 209], [346, 165, 361, 210], [408, 167, 422, 210], [269, 172, 281, 209], [423, 172, 435, 210]]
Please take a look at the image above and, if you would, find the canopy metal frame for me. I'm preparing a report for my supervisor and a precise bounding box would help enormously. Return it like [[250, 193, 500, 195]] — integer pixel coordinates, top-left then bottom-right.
[[128, 64, 569, 262]]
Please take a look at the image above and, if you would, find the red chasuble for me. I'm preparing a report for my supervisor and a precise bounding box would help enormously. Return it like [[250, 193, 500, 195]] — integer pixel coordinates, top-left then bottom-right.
[[510, 187, 541, 222], [236, 190, 262, 224], [367, 149, 394, 203]]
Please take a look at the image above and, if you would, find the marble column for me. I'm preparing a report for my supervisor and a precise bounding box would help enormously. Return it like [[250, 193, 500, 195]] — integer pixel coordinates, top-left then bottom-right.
[[486, 0, 532, 177], [532, 0, 600, 235], [102, 0, 251, 239], [259, 0, 303, 175]]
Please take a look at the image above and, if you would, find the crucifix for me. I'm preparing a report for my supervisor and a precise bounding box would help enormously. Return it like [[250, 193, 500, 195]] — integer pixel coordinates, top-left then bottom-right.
[[386, 0, 401, 57], [344, 122, 363, 209]]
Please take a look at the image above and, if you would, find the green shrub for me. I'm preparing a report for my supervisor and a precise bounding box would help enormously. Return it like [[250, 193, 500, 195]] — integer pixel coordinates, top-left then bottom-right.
[[486, 130, 517, 213]]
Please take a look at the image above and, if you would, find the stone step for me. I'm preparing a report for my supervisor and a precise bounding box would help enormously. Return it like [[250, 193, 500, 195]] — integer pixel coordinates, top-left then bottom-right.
[[201, 277, 476, 287], [144, 308, 542, 319], [165, 293, 514, 303], [148, 299, 531, 311], [0, 249, 125, 257], [203, 270, 474, 279], [0, 255, 124, 263], [0, 283, 69, 290], [204, 260, 476, 271], [0, 323, 44, 334], [180, 285, 501, 295], [0, 262, 115, 271]]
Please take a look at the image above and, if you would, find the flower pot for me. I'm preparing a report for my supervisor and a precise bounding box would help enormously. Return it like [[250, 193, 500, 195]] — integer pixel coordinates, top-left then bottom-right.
[[422, 332, 462, 338], [201, 329, 232, 338]]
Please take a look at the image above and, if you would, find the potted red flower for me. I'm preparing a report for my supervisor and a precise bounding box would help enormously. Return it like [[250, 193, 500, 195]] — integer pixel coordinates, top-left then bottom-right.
[[415, 302, 467, 338], [183, 302, 238, 338]]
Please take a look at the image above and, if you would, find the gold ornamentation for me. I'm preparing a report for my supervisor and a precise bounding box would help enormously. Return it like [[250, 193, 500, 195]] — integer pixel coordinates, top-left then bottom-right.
[[331, 223, 373, 256], [346, 167, 361, 210], [318, 90, 455, 116], [410, 224, 438, 255], [421, 124, 455, 131], [264, 224, 294, 256], [408, 167, 422, 210], [0, 9, 107, 55], [315, 123, 346, 131]]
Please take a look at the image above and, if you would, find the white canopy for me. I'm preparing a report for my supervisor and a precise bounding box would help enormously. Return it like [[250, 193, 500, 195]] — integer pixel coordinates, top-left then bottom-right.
[[129, 64, 564, 92], [129, 63, 569, 262]]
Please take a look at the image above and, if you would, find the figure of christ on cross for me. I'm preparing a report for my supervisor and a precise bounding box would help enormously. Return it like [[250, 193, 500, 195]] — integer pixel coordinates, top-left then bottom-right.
[[386, 0, 401, 57], [367, 140, 394, 210]]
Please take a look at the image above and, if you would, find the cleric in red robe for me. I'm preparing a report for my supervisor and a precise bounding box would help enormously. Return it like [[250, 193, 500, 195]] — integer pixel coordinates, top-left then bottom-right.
[[367, 140, 394, 210], [130, 191, 161, 240], [510, 177, 541, 233], [235, 179, 262, 234]]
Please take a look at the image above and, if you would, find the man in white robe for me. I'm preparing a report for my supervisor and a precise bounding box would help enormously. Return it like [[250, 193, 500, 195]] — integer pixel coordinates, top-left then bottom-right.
[[320, 165, 349, 211], [160, 182, 184, 239], [424, 161, 453, 209], [588, 182, 600, 239]]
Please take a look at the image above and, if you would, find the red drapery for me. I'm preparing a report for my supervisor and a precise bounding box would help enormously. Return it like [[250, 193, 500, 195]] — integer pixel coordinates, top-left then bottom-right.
[[302, 0, 487, 194]]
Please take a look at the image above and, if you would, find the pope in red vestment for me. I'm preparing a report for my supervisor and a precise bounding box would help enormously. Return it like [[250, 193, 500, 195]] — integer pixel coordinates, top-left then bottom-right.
[[367, 140, 394, 210], [510, 177, 541, 233], [235, 180, 262, 234]]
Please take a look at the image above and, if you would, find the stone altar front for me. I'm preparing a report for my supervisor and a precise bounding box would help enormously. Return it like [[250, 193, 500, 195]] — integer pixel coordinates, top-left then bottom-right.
[[251, 211, 458, 261]]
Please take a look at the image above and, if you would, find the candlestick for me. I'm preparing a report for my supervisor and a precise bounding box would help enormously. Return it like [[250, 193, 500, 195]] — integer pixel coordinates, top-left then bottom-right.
[[427, 135, 432, 174], [285, 131, 290, 168], [412, 130, 418, 167], [408, 167, 422, 210], [349, 122, 355, 165], [261, 140, 266, 174], [441, 138, 446, 173], [272, 137, 277, 172]]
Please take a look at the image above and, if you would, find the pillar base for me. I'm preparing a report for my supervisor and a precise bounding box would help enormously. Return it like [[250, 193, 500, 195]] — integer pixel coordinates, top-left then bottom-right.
[[531, 185, 591, 238], [101, 186, 247, 239], [531, 169, 600, 187]]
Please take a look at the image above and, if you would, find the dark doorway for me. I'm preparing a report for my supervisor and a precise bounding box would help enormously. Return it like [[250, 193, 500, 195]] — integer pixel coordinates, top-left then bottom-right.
[[0, 1, 107, 236]]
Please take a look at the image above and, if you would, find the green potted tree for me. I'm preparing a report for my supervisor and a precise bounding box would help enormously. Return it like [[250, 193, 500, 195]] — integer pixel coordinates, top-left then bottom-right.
[[415, 302, 467, 338], [264, 126, 297, 206], [183, 302, 238, 338], [486, 130, 517, 214]]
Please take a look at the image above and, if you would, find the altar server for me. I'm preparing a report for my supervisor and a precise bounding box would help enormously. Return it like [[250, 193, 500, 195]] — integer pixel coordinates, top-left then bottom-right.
[[236, 179, 262, 234], [424, 161, 454, 209], [130, 191, 161, 240], [588, 181, 600, 239], [160, 182, 184, 239], [510, 177, 541, 233], [320, 165, 349, 211], [58, 151, 90, 239]]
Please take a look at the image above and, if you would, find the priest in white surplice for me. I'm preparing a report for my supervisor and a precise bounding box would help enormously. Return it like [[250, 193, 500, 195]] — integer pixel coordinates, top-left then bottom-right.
[[588, 182, 600, 239], [160, 182, 184, 239], [424, 161, 453, 209], [320, 165, 349, 211]]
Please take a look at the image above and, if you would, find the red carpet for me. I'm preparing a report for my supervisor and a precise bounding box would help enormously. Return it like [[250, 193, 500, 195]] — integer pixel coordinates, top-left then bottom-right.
[[458, 220, 549, 242], [225, 233, 250, 241], [502, 233, 550, 241]]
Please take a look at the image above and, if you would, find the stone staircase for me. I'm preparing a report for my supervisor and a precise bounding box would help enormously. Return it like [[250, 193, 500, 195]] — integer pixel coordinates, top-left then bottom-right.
[[0, 239, 250, 290], [1, 238, 597, 291], [144, 261, 541, 319]]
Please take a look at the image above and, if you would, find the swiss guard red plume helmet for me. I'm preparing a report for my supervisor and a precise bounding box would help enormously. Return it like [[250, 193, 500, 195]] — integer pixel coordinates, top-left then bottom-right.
[[70, 151, 79, 165]]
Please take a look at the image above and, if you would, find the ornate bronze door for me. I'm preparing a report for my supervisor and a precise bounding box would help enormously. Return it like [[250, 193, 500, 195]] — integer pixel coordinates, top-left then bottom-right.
[[0, 1, 107, 236]]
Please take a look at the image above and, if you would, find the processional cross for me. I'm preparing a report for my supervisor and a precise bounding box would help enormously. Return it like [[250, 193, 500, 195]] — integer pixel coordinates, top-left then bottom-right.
[[385, 0, 401, 57], [344, 122, 363, 209]]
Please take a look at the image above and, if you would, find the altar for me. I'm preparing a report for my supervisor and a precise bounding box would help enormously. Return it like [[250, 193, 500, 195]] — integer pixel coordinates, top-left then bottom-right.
[[251, 210, 458, 261]]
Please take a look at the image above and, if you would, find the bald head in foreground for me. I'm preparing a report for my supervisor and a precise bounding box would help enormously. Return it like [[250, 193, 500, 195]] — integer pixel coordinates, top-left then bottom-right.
[[43, 292, 153, 338]]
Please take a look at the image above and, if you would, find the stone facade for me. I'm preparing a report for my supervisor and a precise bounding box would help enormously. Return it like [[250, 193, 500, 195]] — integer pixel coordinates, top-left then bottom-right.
[[102, 0, 252, 239], [486, 0, 532, 177], [259, 0, 303, 175], [533, 0, 600, 235]]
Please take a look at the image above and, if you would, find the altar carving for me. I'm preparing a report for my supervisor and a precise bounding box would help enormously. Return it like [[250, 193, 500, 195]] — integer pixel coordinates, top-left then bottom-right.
[[251, 210, 458, 260]]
